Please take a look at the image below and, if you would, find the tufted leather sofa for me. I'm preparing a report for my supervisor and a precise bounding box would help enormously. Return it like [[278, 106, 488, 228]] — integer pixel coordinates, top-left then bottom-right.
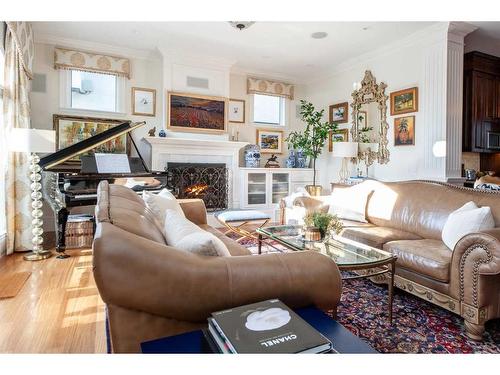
[[282, 180, 500, 341], [92, 181, 342, 353]]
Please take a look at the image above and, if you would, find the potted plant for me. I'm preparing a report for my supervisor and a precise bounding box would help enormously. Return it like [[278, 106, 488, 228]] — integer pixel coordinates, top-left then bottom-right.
[[286, 100, 338, 195], [303, 212, 343, 241]]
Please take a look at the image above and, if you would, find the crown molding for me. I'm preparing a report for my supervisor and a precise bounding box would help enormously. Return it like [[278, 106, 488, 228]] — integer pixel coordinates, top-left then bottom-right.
[[305, 22, 451, 85], [34, 33, 161, 60]]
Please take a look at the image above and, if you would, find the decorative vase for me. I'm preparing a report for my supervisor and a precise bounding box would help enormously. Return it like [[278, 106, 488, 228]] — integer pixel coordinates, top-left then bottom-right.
[[296, 150, 306, 168], [158, 129, 166, 137], [304, 226, 322, 242], [244, 144, 261, 168], [285, 150, 296, 168]]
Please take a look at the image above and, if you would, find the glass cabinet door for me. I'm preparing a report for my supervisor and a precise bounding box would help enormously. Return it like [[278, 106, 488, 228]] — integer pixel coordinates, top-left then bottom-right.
[[271, 173, 290, 204], [247, 173, 267, 205]]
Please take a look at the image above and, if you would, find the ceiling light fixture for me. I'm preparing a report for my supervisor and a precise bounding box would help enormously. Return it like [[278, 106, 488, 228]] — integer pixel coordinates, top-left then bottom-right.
[[311, 32, 328, 39], [229, 21, 255, 31]]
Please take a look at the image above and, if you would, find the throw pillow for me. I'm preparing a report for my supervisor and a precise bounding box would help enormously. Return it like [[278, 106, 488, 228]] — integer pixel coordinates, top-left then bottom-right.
[[142, 188, 185, 225], [163, 209, 230, 257], [442, 201, 495, 250], [327, 185, 372, 223]]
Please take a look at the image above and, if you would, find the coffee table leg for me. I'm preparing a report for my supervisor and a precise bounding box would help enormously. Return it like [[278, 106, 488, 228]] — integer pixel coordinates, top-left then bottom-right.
[[388, 260, 396, 324], [258, 234, 263, 255]]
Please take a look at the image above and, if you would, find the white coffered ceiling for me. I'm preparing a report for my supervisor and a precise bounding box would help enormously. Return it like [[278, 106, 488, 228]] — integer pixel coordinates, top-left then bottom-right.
[[32, 22, 439, 82]]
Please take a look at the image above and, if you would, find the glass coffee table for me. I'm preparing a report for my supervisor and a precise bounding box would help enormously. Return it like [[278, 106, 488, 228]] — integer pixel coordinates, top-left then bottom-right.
[[256, 225, 397, 323]]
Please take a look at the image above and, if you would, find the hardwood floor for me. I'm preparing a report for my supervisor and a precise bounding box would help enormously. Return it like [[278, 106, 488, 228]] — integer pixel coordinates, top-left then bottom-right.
[[0, 249, 106, 353]]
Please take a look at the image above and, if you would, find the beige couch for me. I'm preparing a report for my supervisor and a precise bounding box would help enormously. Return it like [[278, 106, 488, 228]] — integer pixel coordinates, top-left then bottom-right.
[[92, 181, 342, 353], [281, 180, 500, 341]]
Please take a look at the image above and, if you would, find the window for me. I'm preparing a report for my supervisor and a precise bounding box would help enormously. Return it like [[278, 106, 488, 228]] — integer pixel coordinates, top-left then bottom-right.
[[60, 70, 126, 113], [252, 94, 286, 126]]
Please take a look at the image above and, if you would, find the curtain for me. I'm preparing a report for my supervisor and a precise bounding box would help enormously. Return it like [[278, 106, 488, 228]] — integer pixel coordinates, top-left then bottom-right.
[[2, 22, 34, 255]]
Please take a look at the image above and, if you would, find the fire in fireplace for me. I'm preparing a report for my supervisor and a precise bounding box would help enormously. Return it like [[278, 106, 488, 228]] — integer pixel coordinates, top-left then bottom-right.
[[166, 163, 228, 211]]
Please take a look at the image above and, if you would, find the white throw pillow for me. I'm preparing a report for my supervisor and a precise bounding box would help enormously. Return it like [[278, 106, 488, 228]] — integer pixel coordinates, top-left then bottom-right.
[[327, 185, 371, 223], [164, 209, 230, 257], [142, 189, 185, 225], [442, 201, 495, 250], [283, 187, 310, 208]]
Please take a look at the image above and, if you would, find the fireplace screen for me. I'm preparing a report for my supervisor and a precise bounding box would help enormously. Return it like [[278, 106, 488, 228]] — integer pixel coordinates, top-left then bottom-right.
[[166, 163, 228, 211]]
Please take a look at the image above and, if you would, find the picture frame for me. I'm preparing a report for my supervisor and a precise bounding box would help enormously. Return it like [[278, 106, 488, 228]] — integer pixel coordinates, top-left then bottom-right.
[[256, 129, 284, 154], [329, 102, 349, 124], [167, 91, 227, 134], [357, 110, 368, 128], [394, 115, 415, 146], [390, 87, 418, 116], [328, 128, 349, 152], [132, 87, 156, 117], [228, 98, 245, 123], [53, 114, 130, 165]]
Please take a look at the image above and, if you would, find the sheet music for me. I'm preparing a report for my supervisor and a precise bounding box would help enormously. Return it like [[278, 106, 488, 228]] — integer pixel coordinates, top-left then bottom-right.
[[95, 153, 131, 174]]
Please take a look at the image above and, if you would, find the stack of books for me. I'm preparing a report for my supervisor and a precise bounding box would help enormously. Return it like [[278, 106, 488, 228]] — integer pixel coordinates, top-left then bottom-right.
[[205, 299, 332, 354]]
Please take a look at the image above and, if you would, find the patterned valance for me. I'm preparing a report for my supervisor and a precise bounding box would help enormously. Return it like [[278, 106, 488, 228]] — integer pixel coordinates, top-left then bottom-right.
[[54, 47, 130, 78], [6, 22, 34, 79], [247, 77, 294, 100]]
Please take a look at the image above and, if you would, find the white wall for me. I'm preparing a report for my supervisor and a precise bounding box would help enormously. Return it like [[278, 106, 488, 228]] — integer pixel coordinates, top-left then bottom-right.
[[304, 24, 453, 189]]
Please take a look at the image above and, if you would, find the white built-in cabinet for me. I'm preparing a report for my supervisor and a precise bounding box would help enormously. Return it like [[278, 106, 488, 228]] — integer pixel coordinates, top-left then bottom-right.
[[240, 168, 315, 221]]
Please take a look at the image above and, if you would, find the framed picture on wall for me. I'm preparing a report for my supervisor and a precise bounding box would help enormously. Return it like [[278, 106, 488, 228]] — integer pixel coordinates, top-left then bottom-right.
[[390, 87, 418, 116], [394, 116, 415, 146], [256, 129, 284, 154], [328, 128, 349, 152], [167, 92, 227, 134], [228, 99, 245, 123], [132, 87, 156, 117], [329, 102, 349, 123], [53, 114, 130, 164]]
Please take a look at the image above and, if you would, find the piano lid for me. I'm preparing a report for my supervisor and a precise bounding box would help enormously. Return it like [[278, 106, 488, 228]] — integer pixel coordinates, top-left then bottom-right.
[[39, 121, 146, 170]]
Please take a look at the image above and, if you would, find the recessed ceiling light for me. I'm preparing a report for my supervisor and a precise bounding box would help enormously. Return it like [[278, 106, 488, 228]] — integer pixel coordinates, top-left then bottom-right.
[[311, 32, 328, 39], [228, 21, 255, 31]]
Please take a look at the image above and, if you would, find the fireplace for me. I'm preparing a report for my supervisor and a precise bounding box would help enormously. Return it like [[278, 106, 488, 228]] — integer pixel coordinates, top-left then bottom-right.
[[166, 163, 228, 211]]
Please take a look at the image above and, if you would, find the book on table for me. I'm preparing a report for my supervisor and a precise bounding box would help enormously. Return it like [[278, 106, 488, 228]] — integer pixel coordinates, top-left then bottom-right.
[[207, 299, 332, 354]]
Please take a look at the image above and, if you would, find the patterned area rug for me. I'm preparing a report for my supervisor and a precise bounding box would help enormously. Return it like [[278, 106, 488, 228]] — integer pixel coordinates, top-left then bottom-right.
[[232, 234, 500, 353]]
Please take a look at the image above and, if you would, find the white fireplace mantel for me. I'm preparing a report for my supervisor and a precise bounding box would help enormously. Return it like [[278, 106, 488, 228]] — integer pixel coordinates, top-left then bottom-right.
[[143, 136, 249, 208]]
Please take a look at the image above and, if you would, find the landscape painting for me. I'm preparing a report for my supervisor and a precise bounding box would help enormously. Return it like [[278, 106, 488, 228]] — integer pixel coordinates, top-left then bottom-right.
[[329, 102, 349, 123], [390, 87, 418, 116], [168, 92, 227, 134], [53, 115, 129, 164], [257, 129, 284, 154]]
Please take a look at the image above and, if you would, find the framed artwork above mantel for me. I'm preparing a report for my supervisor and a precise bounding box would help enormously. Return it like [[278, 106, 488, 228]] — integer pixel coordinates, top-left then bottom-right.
[[167, 91, 227, 134]]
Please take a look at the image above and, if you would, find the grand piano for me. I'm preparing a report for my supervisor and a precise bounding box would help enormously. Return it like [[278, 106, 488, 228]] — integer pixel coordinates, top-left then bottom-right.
[[39, 121, 168, 258]]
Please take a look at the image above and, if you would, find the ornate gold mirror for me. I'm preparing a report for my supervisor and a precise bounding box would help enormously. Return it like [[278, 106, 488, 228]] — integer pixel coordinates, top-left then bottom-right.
[[350, 70, 390, 167]]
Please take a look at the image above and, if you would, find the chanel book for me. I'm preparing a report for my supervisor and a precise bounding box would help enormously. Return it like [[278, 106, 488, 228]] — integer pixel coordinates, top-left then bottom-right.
[[208, 299, 332, 354]]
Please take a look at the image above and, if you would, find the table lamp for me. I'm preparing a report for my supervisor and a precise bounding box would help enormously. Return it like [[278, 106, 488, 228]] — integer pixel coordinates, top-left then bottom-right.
[[8, 128, 55, 261], [331, 142, 358, 184]]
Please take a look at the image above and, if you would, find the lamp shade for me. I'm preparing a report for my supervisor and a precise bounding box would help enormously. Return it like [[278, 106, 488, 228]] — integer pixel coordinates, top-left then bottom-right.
[[331, 142, 358, 158], [8, 129, 55, 153]]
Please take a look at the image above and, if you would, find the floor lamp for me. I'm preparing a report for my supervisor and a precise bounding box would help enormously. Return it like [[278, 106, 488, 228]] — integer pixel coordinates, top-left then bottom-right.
[[331, 142, 358, 184], [8, 129, 56, 261]]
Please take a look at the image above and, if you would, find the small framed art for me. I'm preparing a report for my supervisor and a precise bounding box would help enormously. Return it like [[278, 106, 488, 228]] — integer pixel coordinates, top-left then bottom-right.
[[329, 102, 349, 123], [328, 128, 349, 152], [390, 87, 418, 116], [228, 99, 245, 123], [394, 116, 415, 146], [132, 87, 156, 117], [256, 129, 284, 154]]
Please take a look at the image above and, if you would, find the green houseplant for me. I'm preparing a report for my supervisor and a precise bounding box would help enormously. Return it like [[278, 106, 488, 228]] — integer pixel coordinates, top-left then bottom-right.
[[286, 100, 338, 195], [303, 212, 343, 240]]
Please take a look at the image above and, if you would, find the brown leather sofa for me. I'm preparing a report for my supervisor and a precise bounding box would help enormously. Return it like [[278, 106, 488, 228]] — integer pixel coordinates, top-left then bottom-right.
[[282, 180, 500, 341], [92, 181, 342, 353]]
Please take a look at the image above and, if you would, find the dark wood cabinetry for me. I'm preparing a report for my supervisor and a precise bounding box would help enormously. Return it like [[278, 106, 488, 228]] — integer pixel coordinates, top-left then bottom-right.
[[463, 52, 500, 153]]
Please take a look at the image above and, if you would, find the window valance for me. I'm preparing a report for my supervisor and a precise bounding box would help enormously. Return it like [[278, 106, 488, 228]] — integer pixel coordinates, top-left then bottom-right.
[[54, 47, 130, 78], [247, 77, 294, 100]]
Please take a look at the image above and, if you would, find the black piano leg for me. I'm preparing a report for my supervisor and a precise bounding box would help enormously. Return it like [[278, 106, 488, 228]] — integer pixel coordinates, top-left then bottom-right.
[[56, 208, 70, 259]]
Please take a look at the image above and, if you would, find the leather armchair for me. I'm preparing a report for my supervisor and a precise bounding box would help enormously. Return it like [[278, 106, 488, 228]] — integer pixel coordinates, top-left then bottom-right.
[[93, 181, 342, 352]]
